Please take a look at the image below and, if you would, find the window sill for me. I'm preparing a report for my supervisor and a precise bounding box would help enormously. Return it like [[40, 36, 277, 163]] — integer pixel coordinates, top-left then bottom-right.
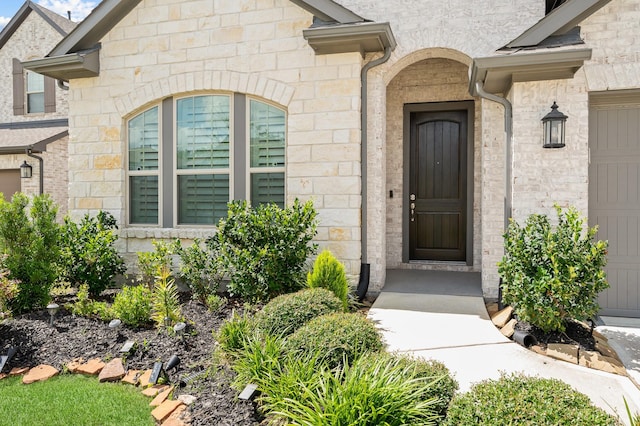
[[119, 227, 217, 240]]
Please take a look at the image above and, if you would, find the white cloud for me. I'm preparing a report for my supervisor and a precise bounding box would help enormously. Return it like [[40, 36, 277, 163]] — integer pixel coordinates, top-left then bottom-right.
[[0, 16, 10, 29], [36, 0, 98, 22]]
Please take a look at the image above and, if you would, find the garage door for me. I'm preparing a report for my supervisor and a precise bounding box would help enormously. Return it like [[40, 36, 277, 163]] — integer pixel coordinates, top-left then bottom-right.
[[0, 169, 20, 201], [589, 93, 640, 317]]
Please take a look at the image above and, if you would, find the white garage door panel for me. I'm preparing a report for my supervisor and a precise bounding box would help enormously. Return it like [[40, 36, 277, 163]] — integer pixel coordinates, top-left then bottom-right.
[[589, 99, 640, 317]]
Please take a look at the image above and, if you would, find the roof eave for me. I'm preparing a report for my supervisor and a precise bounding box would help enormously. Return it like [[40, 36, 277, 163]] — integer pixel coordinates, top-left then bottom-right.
[[289, 0, 365, 24], [506, 0, 612, 48], [469, 47, 592, 96], [303, 21, 397, 55], [22, 48, 100, 82], [0, 130, 68, 154]]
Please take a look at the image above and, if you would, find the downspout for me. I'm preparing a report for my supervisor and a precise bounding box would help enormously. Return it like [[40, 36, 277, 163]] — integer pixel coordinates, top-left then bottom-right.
[[57, 80, 69, 91], [474, 81, 512, 308], [356, 46, 392, 300], [26, 149, 44, 195]]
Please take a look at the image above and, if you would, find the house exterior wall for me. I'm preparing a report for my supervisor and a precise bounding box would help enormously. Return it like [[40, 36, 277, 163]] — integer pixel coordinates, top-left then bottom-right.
[[66, 0, 364, 272]]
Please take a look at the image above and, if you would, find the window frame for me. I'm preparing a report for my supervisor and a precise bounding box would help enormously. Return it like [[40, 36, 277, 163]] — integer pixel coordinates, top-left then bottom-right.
[[26, 71, 45, 114], [125, 92, 287, 228]]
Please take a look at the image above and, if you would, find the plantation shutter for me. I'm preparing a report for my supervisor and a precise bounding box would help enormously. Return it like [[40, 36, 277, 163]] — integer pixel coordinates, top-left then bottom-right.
[[44, 76, 56, 113], [176, 95, 230, 225], [128, 107, 160, 224], [249, 100, 285, 206], [12, 58, 24, 116]]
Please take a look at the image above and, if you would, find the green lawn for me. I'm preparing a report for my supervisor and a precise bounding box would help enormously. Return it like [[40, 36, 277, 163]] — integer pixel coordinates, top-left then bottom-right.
[[0, 374, 154, 426]]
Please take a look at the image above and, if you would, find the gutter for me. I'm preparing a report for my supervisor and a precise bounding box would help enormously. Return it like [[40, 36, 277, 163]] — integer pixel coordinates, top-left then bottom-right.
[[474, 81, 513, 229], [356, 46, 392, 300]]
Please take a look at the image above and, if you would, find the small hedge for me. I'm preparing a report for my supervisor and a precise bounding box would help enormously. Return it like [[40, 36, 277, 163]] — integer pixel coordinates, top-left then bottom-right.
[[254, 288, 343, 337], [285, 312, 384, 369], [444, 373, 618, 425]]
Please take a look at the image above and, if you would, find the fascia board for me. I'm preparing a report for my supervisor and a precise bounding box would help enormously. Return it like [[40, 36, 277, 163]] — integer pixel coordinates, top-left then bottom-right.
[[289, 0, 364, 23], [303, 21, 397, 55], [22, 48, 100, 81]]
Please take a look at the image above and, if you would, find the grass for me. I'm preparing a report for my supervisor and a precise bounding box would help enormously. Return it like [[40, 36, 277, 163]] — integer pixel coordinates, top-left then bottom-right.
[[0, 374, 154, 426]]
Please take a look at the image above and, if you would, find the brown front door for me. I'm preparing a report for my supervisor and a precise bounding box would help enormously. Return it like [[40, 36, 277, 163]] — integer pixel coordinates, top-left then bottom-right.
[[409, 110, 467, 261]]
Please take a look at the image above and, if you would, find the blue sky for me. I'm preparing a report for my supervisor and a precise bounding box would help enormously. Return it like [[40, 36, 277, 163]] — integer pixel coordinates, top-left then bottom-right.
[[0, 0, 98, 30]]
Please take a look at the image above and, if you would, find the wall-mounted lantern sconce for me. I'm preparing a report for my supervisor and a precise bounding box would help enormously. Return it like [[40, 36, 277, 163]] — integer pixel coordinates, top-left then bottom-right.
[[20, 160, 32, 178], [542, 101, 567, 148]]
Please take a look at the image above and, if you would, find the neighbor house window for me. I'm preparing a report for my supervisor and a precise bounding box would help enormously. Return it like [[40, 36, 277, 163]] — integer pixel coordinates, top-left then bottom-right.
[[26, 72, 45, 113], [12, 59, 56, 115], [127, 93, 286, 227]]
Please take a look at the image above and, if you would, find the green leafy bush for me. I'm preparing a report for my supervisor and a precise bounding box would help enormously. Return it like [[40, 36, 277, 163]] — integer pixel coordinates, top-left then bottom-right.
[[69, 284, 113, 321], [255, 288, 343, 337], [59, 211, 126, 297], [0, 193, 60, 313], [150, 266, 182, 329], [285, 312, 384, 369], [215, 199, 318, 301], [263, 352, 441, 426], [0, 262, 18, 319], [307, 250, 349, 310], [444, 373, 618, 425], [230, 334, 285, 391], [498, 206, 608, 332], [205, 293, 226, 313], [174, 238, 224, 304], [216, 310, 254, 355], [112, 285, 152, 327], [137, 240, 174, 289]]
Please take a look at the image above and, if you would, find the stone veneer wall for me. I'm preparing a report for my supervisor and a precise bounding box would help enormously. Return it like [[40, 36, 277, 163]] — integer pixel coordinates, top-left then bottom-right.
[[66, 0, 364, 273]]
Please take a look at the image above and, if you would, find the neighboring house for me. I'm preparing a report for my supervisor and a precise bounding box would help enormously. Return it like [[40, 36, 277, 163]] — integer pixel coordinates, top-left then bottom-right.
[[23, 0, 640, 316], [0, 1, 74, 216]]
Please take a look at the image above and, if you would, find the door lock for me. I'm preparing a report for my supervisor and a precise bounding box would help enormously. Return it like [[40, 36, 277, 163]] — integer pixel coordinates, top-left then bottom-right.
[[410, 202, 415, 222]]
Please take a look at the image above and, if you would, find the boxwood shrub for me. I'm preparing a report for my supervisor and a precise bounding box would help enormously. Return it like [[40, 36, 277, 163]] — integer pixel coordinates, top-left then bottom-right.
[[285, 312, 384, 369], [445, 373, 618, 425], [254, 288, 343, 337]]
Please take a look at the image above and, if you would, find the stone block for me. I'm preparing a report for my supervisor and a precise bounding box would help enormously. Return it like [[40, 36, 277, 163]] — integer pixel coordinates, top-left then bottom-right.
[[580, 350, 626, 375], [485, 302, 499, 316], [138, 369, 153, 388], [177, 394, 197, 405], [530, 345, 546, 355], [162, 405, 188, 426], [500, 318, 517, 338], [66, 358, 84, 373], [490, 306, 513, 328], [142, 384, 169, 397], [546, 343, 579, 364], [150, 386, 174, 407], [122, 369, 141, 385], [76, 358, 105, 375], [152, 400, 184, 422], [9, 367, 29, 376], [595, 340, 619, 361], [23, 365, 59, 384], [99, 358, 126, 382]]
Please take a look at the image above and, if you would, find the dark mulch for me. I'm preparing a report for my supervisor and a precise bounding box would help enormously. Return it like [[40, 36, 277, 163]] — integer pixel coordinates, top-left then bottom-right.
[[0, 294, 264, 425], [514, 318, 597, 351]]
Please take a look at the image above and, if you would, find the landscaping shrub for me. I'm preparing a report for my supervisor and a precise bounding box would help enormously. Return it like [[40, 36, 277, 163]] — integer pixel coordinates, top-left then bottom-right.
[[444, 373, 618, 425], [255, 288, 343, 337], [205, 293, 227, 313], [215, 199, 318, 301], [112, 285, 152, 327], [263, 352, 441, 426], [0, 262, 18, 319], [150, 266, 182, 329], [216, 310, 254, 355], [498, 205, 608, 332], [230, 334, 285, 391], [174, 238, 224, 304], [285, 312, 384, 369], [59, 211, 126, 297], [0, 193, 60, 313], [69, 284, 113, 321], [137, 240, 174, 289], [307, 250, 349, 310]]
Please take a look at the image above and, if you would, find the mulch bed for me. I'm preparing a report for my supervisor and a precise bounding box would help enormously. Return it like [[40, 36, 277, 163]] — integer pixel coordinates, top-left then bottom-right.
[[0, 294, 264, 425], [515, 318, 597, 351]]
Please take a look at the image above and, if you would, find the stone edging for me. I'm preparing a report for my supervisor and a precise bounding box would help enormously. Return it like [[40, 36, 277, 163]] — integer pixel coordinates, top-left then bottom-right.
[[487, 303, 627, 376], [0, 357, 192, 425]]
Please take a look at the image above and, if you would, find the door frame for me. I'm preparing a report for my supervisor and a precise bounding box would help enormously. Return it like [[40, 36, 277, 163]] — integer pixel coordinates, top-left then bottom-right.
[[402, 101, 474, 265]]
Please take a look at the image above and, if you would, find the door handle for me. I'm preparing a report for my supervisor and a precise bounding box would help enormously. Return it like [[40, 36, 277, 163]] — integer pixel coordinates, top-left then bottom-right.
[[410, 202, 415, 222]]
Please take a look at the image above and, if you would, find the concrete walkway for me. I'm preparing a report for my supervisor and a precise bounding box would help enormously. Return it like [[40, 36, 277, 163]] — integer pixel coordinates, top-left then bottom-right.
[[367, 270, 640, 423]]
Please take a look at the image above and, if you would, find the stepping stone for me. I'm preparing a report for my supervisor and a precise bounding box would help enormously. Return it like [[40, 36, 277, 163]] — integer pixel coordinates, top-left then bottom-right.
[[122, 369, 141, 385], [9, 367, 29, 376], [151, 400, 184, 423], [150, 385, 174, 407], [99, 358, 126, 382], [76, 358, 105, 375], [23, 365, 59, 384], [162, 405, 188, 426], [142, 385, 169, 397], [137, 369, 153, 388], [66, 358, 84, 373]]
